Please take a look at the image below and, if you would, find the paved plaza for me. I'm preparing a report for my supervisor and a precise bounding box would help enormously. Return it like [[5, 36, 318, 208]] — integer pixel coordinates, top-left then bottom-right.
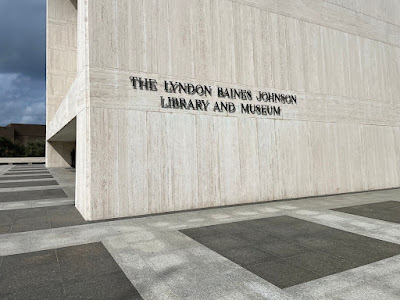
[[1, 164, 400, 299]]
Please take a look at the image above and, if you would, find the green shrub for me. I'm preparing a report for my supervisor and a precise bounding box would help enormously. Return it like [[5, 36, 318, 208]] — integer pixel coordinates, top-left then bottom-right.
[[24, 141, 45, 157], [0, 138, 45, 157]]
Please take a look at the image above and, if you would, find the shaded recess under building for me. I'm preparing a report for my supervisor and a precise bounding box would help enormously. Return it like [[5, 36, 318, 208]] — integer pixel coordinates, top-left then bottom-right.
[[0, 124, 46, 145]]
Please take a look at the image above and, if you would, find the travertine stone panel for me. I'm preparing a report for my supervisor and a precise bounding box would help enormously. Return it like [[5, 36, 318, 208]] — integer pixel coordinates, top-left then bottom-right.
[[257, 119, 278, 201], [238, 117, 261, 204], [47, 0, 90, 168], [192, 0, 215, 81], [83, 107, 400, 220], [324, 0, 400, 27], [90, 107, 119, 220], [117, 110, 148, 217], [77, 0, 89, 73], [232, 3, 256, 87], [46, 0, 77, 123], [196, 116, 222, 208], [308, 121, 329, 196], [394, 127, 400, 181], [146, 112, 169, 214], [146, 112, 200, 213], [87, 1, 400, 103], [217, 117, 241, 206], [236, 0, 400, 47], [75, 109, 90, 219], [46, 0, 78, 167], [274, 120, 311, 199], [167, 113, 199, 211], [47, 69, 88, 139], [286, 18, 306, 92]]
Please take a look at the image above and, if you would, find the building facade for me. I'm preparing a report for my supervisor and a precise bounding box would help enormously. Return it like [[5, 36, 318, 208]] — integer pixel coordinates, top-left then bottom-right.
[[0, 124, 46, 145], [46, 0, 400, 221]]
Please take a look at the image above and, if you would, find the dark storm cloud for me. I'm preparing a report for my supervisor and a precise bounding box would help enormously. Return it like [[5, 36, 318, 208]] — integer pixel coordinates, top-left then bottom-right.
[[0, 0, 46, 126], [0, 74, 45, 126], [0, 0, 46, 79]]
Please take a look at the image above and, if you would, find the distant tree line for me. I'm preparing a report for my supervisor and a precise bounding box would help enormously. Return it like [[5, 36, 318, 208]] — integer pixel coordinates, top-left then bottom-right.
[[0, 137, 45, 157]]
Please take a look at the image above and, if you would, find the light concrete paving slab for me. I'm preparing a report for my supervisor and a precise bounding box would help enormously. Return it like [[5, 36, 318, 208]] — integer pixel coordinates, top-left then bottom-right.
[[2, 201, 32, 210], [0, 165, 12, 175]]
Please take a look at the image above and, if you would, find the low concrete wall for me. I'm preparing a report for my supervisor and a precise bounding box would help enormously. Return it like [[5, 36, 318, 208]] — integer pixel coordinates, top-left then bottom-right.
[[0, 157, 45, 165]]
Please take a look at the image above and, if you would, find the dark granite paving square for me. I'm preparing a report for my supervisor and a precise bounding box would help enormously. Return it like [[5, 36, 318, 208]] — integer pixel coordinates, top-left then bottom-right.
[[230, 229, 278, 244], [333, 201, 400, 224], [3, 171, 50, 176], [44, 188, 68, 198], [12, 165, 45, 168], [0, 243, 143, 300], [0, 211, 14, 225], [221, 246, 279, 266], [0, 180, 58, 188], [12, 165, 43, 168], [58, 243, 122, 281], [47, 206, 87, 228], [10, 168, 47, 172], [6, 170, 49, 174], [0, 205, 86, 234], [1, 250, 59, 290], [180, 225, 222, 238], [0, 190, 43, 202], [11, 221, 51, 233], [284, 251, 357, 276], [193, 233, 250, 252], [0, 188, 67, 202], [64, 272, 142, 300], [0, 175, 54, 181], [210, 222, 256, 235], [10, 168, 46, 171], [181, 216, 400, 288], [9, 280, 65, 300], [253, 238, 311, 258], [0, 225, 11, 234], [246, 259, 321, 289]]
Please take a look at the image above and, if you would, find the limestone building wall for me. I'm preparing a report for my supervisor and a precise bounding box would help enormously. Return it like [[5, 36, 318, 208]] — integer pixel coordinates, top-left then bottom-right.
[[48, 0, 400, 221]]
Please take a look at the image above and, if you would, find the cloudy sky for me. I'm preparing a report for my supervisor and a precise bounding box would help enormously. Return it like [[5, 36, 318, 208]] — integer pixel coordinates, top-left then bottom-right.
[[0, 0, 46, 126]]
